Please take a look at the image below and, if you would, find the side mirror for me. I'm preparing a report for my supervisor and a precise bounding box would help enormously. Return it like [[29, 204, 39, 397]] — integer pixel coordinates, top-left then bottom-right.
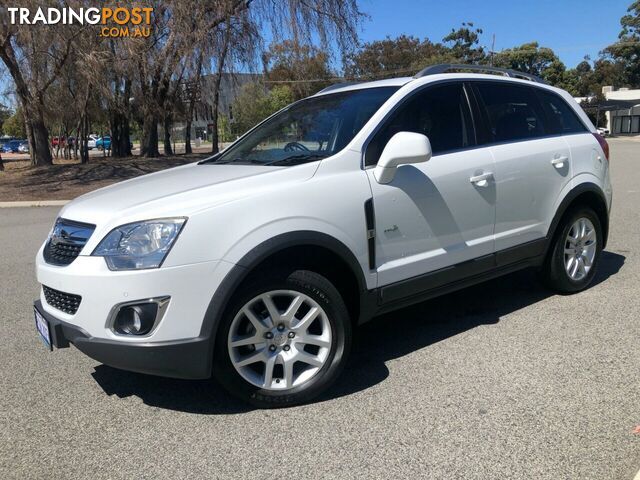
[[373, 132, 432, 184]]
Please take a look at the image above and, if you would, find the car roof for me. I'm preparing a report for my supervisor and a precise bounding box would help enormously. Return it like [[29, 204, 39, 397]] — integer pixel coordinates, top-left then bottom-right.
[[312, 72, 561, 97]]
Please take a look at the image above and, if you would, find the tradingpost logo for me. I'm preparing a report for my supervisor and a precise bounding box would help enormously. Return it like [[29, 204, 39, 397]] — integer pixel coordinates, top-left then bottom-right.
[[6, 6, 153, 38]]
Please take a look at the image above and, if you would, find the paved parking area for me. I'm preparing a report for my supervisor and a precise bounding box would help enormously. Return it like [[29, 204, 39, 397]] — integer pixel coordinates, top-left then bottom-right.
[[1, 139, 639, 479]]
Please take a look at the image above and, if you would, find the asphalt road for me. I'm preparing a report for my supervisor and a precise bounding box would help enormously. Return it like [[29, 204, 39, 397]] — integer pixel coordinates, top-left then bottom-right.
[[1, 139, 639, 479]]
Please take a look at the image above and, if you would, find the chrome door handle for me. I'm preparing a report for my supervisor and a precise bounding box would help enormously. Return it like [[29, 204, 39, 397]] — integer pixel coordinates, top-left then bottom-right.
[[469, 172, 494, 187], [551, 156, 569, 168]]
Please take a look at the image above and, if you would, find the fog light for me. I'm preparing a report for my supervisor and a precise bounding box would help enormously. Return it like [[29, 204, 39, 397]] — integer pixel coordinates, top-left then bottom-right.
[[109, 297, 170, 336]]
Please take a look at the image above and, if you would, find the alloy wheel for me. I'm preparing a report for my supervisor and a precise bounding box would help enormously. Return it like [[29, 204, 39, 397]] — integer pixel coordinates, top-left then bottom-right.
[[227, 290, 332, 390], [564, 217, 597, 281]]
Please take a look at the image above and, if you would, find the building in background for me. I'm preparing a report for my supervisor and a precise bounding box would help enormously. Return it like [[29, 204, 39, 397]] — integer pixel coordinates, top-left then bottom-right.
[[602, 86, 640, 136], [576, 86, 640, 136]]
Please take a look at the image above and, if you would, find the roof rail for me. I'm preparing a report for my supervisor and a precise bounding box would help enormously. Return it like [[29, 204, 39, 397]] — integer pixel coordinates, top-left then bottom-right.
[[316, 82, 361, 94], [414, 64, 548, 84]]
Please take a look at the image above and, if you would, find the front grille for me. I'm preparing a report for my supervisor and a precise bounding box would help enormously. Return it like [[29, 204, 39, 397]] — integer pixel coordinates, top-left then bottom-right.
[[44, 242, 83, 263], [43, 285, 82, 315], [43, 218, 95, 266]]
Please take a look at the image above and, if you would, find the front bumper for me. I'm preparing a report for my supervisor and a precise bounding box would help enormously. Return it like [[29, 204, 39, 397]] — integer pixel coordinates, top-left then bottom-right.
[[34, 300, 212, 379], [35, 245, 238, 379], [35, 249, 233, 341]]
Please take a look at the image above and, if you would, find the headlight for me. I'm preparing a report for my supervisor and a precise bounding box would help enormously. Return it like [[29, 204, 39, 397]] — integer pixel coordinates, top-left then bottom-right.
[[92, 218, 186, 270]]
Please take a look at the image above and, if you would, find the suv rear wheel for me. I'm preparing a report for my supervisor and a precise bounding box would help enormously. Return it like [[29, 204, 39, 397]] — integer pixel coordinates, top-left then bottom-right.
[[542, 207, 602, 293], [214, 269, 351, 408]]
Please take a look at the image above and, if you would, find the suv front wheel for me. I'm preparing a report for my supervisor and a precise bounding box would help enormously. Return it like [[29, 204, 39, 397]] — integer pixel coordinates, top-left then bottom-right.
[[542, 207, 603, 293], [214, 269, 351, 408]]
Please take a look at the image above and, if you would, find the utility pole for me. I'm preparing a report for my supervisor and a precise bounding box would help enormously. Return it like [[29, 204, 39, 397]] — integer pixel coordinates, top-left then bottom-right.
[[489, 34, 496, 66]]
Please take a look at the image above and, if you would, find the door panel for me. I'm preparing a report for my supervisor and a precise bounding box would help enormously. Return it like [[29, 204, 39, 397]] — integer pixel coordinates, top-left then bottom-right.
[[365, 81, 496, 287], [367, 147, 496, 286], [471, 81, 574, 251], [491, 136, 572, 251]]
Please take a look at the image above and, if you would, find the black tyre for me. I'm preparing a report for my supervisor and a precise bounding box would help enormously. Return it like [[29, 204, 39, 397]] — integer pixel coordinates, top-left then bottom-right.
[[542, 207, 603, 293], [214, 269, 351, 408]]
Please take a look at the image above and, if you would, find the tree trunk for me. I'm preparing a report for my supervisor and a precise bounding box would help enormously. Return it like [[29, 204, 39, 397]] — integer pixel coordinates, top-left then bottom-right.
[[185, 52, 204, 156], [27, 106, 53, 166], [108, 75, 132, 158], [211, 24, 232, 154], [210, 82, 221, 155], [110, 112, 132, 157], [0, 43, 53, 166], [185, 119, 193, 154], [163, 113, 173, 155], [53, 126, 61, 159], [80, 116, 89, 164], [140, 113, 160, 157]]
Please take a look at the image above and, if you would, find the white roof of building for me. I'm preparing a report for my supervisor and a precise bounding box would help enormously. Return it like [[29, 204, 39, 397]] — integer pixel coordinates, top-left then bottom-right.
[[605, 88, 640, 102]]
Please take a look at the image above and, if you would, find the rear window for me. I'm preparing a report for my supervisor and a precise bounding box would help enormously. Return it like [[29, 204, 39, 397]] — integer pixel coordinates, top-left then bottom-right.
[[474, 82, 547, 143], [536, 90, 587, 135]]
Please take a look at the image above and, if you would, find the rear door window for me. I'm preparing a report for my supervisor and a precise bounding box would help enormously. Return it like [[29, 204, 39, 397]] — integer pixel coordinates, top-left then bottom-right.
[[474, 82, 547, 143], [536, 90, 588, 135]]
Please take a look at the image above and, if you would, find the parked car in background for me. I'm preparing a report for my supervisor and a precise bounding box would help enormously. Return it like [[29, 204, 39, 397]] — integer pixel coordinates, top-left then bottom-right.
[[96, 136, 111, 150], [597, 127, 610, 137], [18, 141, 29, 153], [87, 135, 99, 150], [2, 139, 25, 153], [0, 137, 16, 149]]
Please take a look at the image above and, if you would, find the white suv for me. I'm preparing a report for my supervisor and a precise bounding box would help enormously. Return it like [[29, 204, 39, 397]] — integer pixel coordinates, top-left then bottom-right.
[[34, 65, 612, 407]]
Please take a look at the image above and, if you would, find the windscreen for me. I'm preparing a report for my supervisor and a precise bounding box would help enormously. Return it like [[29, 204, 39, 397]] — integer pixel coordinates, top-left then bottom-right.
[[205, 86, 399, 167]]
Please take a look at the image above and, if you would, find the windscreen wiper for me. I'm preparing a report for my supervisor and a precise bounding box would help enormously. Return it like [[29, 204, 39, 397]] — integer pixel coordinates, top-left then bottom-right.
[[263, 154, 327, 166], [201, 157, 263, 165]]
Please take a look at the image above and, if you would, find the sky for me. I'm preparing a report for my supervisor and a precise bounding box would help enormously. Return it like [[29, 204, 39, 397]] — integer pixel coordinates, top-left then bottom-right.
[[358, 0, 631, 67], [0, 0, 632, 105]]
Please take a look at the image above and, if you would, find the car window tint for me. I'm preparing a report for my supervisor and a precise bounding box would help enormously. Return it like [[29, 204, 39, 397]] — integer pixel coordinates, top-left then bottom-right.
[[475, 82, 546, 143], [536, 90, 587, 135], [365, 82, 474, 165]]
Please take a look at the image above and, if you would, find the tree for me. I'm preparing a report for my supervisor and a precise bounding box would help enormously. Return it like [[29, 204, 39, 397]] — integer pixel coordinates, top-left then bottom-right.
[[128, 0, 362, 157], [230, 82, 293, 136], [264, 40, 334, 100], [442, 22, 485, 64], [102, 39, 133, 158], [343, 35, 444, 79], [590, 59, 626, 89], [560, 57, 625, 97], [2, 107, 26, 138], [183, 51, 204, 155], [604, 1, 640, 87], [343, 24, 486, 81], [559, 59, 593, 96], [207, 14, 257, 154], [580, 94, 608, 129], [0, 0, 89, 165], [494, 42, 563, 78], [0, 103, 11, 133]]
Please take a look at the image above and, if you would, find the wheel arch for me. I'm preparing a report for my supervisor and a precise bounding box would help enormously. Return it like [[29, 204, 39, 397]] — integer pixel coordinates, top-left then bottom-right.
[[198, 231, 368, 373], [546, 182, 609, 258]]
